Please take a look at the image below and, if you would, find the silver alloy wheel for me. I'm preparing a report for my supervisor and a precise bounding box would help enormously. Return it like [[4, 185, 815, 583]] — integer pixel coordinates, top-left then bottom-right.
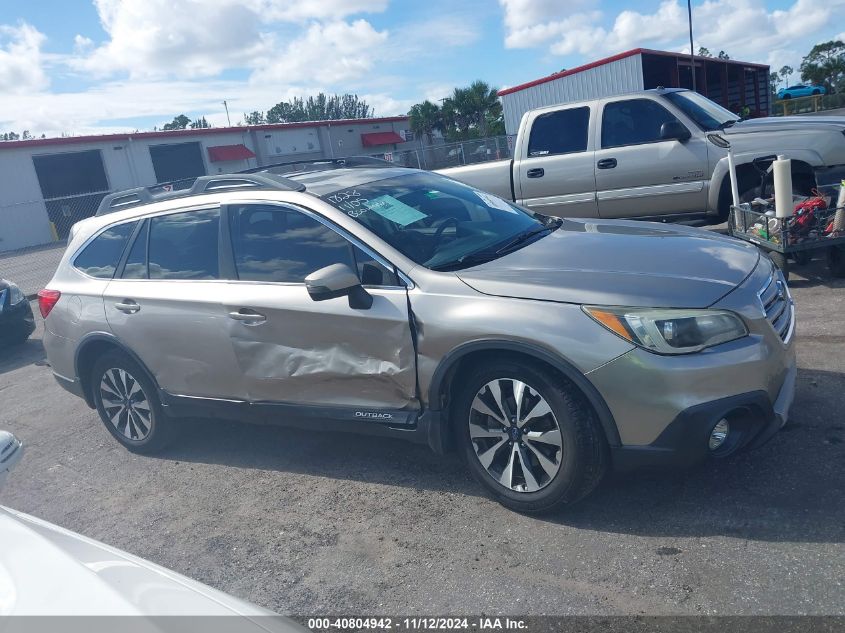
[[468, 378, 563, 493], [99, 367, 152, 441]]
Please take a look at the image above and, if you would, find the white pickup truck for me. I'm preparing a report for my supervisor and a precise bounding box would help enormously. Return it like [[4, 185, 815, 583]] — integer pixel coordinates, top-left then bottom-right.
[[437, 88, 845, 222]]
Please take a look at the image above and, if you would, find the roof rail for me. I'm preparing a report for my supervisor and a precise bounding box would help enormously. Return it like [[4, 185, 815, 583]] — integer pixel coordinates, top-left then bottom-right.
[[95, 172, 306, 216], [240, 155, 392, 175]]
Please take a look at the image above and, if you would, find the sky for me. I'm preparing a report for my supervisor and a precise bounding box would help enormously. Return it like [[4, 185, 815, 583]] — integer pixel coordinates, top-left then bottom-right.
[[2, 0, 845, 138]]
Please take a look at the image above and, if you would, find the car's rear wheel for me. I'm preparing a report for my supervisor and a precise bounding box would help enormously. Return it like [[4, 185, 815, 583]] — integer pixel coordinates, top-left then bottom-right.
[[453, 360, 607, 513], [783, 93, 792, 99], [812, 89, 820, 95], [91, 351, 174, 453]]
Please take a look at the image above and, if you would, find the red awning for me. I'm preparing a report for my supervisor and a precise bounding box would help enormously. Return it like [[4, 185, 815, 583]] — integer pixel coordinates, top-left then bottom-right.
[[207, 144, 256, 162], [360, 131, 405, 147]]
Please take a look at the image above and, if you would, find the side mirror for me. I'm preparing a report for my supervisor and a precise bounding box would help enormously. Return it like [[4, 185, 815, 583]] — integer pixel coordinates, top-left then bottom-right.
[[660, 120, 691, 143], [0, 431, 23, 492], [305, 263, 373, 310]]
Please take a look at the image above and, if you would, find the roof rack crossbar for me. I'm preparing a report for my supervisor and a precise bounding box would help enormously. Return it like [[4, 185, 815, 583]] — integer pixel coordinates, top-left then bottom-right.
[[95, 172, 305, 216], [239, 155, 392, 175]]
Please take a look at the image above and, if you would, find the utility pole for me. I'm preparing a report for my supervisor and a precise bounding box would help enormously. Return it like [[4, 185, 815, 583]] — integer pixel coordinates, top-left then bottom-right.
[[222, 100, 231, 127], [687, 0, 696, 91]]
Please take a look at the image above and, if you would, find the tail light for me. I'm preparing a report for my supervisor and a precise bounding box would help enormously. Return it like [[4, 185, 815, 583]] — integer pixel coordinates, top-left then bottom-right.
[[37, 289, 61, 318]]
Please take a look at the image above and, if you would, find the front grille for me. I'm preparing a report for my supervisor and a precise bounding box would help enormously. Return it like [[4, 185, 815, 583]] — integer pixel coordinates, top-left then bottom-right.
[[759, 273, 794, 343]]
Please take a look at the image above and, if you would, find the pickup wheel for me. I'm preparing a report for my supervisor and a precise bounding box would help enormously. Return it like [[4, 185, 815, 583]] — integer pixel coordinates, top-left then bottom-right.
[[767, 250, 790, 281], [828, 246, 845, 278], [453, 360, 607, 513]]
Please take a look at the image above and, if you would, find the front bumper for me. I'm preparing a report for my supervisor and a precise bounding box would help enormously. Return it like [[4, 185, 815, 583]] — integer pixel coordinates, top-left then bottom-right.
[[610, 358, 796, 470]]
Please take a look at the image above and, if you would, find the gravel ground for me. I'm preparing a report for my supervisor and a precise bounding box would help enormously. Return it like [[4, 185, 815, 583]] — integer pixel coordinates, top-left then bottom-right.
[[0, 258, 843, 617]]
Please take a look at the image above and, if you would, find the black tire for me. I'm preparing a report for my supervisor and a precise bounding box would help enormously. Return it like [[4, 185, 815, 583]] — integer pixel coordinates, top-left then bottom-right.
[[452, 360, 607, 514], [783, 94, 791, 100], [828, 245, 845, 278], [91, 351, 175, 454], [767, 250, 790, 282], [792, 250, 811, 266], [812, 89, 820, 95]]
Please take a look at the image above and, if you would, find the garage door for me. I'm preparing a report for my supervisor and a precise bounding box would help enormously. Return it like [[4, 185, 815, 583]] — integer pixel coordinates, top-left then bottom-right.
[[149, 142, 207, 184]]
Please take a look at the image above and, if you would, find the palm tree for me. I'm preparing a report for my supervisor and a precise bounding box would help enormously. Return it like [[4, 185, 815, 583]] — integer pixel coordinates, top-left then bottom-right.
[[408, 100, 442, 144], [464, 80, 501, 138]]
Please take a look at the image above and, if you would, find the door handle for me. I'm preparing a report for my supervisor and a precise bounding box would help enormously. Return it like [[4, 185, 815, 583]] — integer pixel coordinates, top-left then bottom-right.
[[114, 300, 140, 314], [228, 309, 267, 325], [597, 158, 617, 169], [526, 168, 544, 178]]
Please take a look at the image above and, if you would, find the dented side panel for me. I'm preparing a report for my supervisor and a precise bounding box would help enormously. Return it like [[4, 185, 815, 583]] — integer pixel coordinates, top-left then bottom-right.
[[221, 283, 417, 409]]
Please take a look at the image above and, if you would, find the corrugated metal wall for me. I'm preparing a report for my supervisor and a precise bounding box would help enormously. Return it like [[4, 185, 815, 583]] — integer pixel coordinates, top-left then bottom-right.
[[501, 54, 645, 134]]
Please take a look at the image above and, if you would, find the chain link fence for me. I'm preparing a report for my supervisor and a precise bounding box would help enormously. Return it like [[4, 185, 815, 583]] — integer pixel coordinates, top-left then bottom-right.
[[0, 135, 515, 295], [380, 135, 515, 171]]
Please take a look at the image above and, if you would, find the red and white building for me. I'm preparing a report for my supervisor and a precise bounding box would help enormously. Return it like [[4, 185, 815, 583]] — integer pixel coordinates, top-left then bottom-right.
[[0, 117, 422, 252]]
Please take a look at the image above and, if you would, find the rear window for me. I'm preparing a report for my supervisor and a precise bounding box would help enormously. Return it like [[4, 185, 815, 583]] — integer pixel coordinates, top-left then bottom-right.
[[527, 107, 590, 157], [73, 222, 136, 279], [148, 208, 220, 280]]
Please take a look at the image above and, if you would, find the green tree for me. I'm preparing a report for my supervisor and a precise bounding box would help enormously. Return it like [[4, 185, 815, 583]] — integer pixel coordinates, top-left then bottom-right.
[[778, 65, 794, 88], [162, 114, 191, 130], [800, 40, 845, 92], [697, 47, 712, 57], [244, 111, 266, 125], [265, 93, 372, 123], [408, 100, 441, 144], [189, 116, 210, 129], [769, 71, 780, 96], [435, 80, 503, 140], [717, 50, 730, 60]]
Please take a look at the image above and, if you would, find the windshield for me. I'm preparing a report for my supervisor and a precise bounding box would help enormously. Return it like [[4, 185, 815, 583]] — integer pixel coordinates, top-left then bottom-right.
[[662, 90, 739, 131], [321, 172, 555, 271]]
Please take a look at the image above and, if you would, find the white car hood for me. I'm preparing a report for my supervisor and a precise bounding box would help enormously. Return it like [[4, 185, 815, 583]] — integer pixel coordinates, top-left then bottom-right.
[[0, 505, 279, 618]]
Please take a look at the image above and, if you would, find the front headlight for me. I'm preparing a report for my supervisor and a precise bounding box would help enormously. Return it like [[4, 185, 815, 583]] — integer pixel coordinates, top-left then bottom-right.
[[1, 280, 25, 306], [583, 306, 748, 355]]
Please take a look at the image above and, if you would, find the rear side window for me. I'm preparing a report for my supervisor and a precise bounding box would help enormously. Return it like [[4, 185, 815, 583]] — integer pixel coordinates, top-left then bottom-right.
[[148, 208, 220, 280], [74, 221, 136, 279], [527, 107, 590, 157], [601, 99, 680, 148], [228, 204, 357, 283]]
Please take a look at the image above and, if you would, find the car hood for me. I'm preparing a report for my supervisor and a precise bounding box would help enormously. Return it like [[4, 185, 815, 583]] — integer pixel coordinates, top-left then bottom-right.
[[724, 115, 845, 135], [456, 219, 760, 308], [0, 505, 289, 621]]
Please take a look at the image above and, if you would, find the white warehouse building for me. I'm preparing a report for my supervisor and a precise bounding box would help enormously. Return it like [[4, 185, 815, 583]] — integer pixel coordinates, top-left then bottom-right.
[[0, 116, 423, 253]]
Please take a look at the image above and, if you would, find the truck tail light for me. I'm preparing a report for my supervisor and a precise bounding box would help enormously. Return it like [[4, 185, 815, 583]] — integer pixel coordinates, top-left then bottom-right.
[[37, 289, 61, 318]]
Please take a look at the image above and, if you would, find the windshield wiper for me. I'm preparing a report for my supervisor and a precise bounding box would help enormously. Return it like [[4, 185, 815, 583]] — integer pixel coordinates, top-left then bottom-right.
[[495, 219, 561, 255], [430, 220, 561, 272], [429, 250, 503, 272]]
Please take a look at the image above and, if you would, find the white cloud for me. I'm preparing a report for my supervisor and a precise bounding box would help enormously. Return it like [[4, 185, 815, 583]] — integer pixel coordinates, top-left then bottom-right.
[[251, 19, 388, 85], [254, 0, 388, 21], [71, 0, 271, 78], [501, 0, 845, 67], [0, 22, 49, 94]]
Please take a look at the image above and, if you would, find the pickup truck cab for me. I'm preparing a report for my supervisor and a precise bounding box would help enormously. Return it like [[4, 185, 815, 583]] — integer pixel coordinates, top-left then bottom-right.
[[438, 88, 845, 222]]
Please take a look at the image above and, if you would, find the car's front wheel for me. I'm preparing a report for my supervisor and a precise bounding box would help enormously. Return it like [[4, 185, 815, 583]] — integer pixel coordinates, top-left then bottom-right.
[[91, 351, 175, 453], [453, 360, 607, 513]]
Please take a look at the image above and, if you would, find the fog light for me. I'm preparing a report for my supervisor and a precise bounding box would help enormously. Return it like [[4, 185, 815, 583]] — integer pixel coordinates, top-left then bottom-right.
[[709, 419, 730, 450]]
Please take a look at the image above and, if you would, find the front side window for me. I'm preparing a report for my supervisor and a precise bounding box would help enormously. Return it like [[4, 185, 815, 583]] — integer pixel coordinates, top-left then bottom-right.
[[320, 172, 556, 271], [74, 221, 136, 279], [148, 208, 220, 280], [527, 107, 590, 157], [229, 205, 371, 284], [601, 99, 681, 148]]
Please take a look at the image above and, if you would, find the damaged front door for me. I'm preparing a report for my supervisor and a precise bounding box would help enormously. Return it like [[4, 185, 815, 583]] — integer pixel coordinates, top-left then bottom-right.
[[222, 203, 417, 412]]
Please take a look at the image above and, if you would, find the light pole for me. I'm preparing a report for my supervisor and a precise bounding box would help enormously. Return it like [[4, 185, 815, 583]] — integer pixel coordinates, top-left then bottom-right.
[[222, 100, 231, 127], [687, 0, 696, 91]]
